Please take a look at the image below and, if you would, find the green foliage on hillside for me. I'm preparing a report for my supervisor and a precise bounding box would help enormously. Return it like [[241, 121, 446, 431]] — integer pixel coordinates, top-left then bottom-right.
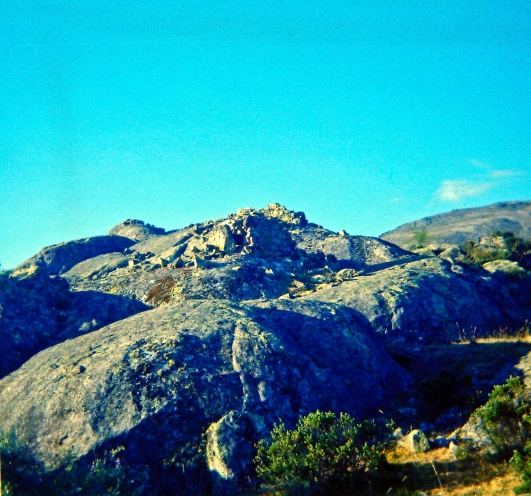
[[412, 230, 428, 248], [254, 411, 391, 495], [473, 376, 531, 494], [462, 231, 531, 267]]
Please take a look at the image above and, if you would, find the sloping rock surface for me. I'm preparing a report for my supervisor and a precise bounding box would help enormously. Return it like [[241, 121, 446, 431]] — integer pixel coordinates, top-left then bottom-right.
[[0, 267, 148, 378], [13, 235, 135, 277], [108, 219, 166, 241], [303, 257, 529, 342], [381, 201, 531, 249], [0, 299, 409, 494], [2, 202, 531, 494]]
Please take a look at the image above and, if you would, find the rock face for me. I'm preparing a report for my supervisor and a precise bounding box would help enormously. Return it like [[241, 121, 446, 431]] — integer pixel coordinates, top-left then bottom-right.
[[381, 201, 531, 249], [108, 219, 166, 241], [303, 257, 528, 342], [0, 267, 148, 378], [13, 235, 135, 277], [0, 299, 409, 494], [63, 204, 414, 305], [398, 429, 430, 453], [1, 201, 531, 494]]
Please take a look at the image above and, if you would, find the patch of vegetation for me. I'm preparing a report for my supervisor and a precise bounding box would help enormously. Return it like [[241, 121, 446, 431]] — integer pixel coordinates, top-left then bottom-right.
[[254, 411, 392, 495], [145, 276, 175, 305], [412, 230, 428, 248], [474, 376, 531, 456], [472, 376, 531, 493], [462, 231, 531, 267]]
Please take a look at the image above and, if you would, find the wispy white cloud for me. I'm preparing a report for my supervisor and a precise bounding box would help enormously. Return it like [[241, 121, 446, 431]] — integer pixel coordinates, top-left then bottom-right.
[[389, 196, 404, 203], [436, 180, 494, 201], [435, 160, 526, 202], [469, 159, 525, 179], [470, 159, 490, 169], [489, 169, 526, 179]]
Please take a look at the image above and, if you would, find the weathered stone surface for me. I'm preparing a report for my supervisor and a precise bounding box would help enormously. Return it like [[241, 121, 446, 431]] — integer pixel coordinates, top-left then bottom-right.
[[4, 202, 531, 493], [303, 257, 528, 342], [64, 206, 417, 306], [0, 268, 148, 378], [62, 252, 129, 280], [261, 203, 307, 225], [398, 429, 430, 453], [206, 411, 268, 494], [13, 235, 135, 277], [108, 219, 166, 241], [204, 225, 236, 254], [128, 229, 193, 256], [0, 299, 409, 493], [482, 259, 526, 276], [293, 226, 412, 269]]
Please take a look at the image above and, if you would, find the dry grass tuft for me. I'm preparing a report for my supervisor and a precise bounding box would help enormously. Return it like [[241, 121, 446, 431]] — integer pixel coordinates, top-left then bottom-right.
[[386, 446, 521, 495]]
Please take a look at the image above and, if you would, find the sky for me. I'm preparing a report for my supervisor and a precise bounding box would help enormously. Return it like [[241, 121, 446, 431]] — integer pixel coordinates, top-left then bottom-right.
[[1, 1, 530, 269]]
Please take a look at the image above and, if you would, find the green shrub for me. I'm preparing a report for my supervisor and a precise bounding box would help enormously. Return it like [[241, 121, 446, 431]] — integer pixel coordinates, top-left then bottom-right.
[[474, 376, 531, 455], [462, 240, 508, 265], [254, 411, 391, 495], [462, 232, 531, 267], [412, 230, 428, 248], [472, 376, 531, 494]]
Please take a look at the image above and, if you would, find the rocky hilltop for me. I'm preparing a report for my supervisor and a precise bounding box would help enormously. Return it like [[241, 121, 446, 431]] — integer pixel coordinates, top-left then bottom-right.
[[381, 200, 531, 249], [1, 202, 531, 494]]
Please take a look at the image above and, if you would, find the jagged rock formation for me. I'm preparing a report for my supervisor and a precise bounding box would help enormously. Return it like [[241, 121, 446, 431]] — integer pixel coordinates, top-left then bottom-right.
[[0, 299, 408, 494], [62, 204, 414, 304], [381, 200, 531, 249], [1, 202, 531, 494]]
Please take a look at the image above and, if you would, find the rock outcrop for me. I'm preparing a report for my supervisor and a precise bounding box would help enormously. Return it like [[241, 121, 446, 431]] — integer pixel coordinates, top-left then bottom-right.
[[108, 219, 166, 241], [0, 267, 148, 378], [12, 235, 135, 277], [1, 201, 531, 494], [0, 299, 408, 494], [64, 204, 415, 305], [303, 257, 528, 342]]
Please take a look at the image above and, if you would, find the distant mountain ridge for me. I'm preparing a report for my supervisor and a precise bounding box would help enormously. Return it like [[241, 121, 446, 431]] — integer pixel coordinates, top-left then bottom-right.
[[381, 200, 531, 249]]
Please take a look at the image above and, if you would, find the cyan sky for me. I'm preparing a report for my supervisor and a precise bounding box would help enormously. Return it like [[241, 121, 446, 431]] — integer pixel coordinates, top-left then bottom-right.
[[1, 1, 530, 268]]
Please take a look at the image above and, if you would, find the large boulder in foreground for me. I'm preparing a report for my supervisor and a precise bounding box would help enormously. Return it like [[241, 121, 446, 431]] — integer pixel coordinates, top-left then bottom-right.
[[0, 299, 409, 494], [303, 257, 528, 343]]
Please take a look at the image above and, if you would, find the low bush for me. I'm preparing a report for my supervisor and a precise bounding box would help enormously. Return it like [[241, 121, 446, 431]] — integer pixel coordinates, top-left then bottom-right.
[[145, 276, 175, 305], [254, 411, 392, 495], [462, 231, 531, 267], [473, 376, 531, 494]]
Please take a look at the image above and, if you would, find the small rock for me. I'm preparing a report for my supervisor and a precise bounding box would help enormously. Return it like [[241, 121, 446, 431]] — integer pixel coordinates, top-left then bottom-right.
[[398, 429, 430, 453], [483, 260, 525, 276], [393, 427, 405, 439], [448, 441, 459, 455]]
